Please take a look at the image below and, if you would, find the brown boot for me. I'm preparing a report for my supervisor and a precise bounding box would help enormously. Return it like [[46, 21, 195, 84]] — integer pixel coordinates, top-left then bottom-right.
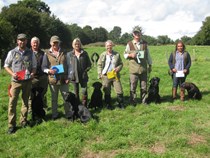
[[172, 88, 177, 100], [180, 88, 185, 101]]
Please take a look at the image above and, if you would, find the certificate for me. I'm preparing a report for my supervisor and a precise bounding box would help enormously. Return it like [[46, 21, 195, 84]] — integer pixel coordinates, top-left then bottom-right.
[[51, 64, 64, 74], [176, 71, 185, 77]]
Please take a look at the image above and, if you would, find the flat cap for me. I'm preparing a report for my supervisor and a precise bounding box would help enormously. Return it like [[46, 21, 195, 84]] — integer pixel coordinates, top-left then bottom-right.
[[133, 27, 142, 33], [17, 33, 27, 40], [50, 35, 60, 43]]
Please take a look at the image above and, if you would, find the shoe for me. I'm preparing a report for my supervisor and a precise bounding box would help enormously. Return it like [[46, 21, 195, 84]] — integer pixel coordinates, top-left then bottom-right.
[[8, 127, 16, 134], [130, 100, 137, 107]]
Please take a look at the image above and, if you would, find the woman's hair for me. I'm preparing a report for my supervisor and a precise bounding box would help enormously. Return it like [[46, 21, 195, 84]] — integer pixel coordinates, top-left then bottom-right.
[[105, 40, 114, 46], [175, 40, 186, 51], [72, 38, 83, 49]]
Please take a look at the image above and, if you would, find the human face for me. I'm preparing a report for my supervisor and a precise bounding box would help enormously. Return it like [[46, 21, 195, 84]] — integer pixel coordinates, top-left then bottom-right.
[[17, 39, 27, 50], [133, 31, 141, 40], [31, 40, 39, 51], [177, 43, 184, 53], [105, 42, 113, 53], [51, 42, 59, 51], [74, 41, 81, 51]]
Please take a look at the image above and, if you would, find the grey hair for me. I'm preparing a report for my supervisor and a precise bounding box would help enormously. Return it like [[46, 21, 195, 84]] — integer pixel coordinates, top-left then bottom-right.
[[72, 38, 83, 49], [105, 40, 114, 46], [31, 36, 40, 44]]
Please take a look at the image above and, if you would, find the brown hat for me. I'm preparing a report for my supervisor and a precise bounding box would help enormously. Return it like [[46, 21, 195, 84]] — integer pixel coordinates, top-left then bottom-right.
[[50, 35, 60, 43], [17, 33, 27, 40]]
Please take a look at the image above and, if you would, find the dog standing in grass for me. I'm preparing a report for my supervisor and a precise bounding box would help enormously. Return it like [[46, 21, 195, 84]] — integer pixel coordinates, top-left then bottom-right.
[[88, 82, 103, 110], [146, 77, 161, 104], [31, 87, 46, 123], [63, 92, 91, 123], [181, 82, 202, 100]]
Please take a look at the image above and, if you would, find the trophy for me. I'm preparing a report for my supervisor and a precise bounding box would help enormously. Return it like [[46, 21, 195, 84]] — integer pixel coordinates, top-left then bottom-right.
[[23, 61, 31, 80]]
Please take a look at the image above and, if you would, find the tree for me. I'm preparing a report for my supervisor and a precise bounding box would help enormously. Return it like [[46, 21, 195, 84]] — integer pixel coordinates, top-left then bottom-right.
[[16, 0, 51, 14], [142, 35, 157, 45], [192, 16, 210, 45], [67, 23, 86, 44], [0, 18, 14, 62], [82, 25, 96, 44], [180, 36, 192, 45], [157, 35, 173, 45], [119, 33, 132, 45], [108, 26, 121, 44], [93, 27, 108, 42]]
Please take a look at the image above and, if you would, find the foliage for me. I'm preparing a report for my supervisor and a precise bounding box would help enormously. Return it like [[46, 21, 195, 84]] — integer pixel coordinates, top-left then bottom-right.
[[93, 27, 108, 42], [1, 45, 210, 158], [0, 18, 14, 63], [108, 26, 122, 44], [192, 16, 210, 45], [16, 0, 51, 14]]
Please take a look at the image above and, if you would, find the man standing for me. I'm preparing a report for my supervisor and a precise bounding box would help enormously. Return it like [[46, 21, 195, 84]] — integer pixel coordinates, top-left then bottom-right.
[[42, 35, 72, 120], [124, 26, 152, 105], [4, 33, 37, 134], [29, 37, 48, 121]]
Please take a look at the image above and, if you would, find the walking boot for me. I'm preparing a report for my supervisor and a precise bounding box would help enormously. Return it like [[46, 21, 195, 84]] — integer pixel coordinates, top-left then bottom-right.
[[180, 88, 185, 101], [172, 88, 177, 100], [117, 94, 125, 109], [130, 91, 137, 106], [105, 94, 113, 110]]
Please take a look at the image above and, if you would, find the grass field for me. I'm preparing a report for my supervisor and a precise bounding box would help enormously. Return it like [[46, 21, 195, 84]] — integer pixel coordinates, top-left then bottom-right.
[[0, 45, 210, 158]]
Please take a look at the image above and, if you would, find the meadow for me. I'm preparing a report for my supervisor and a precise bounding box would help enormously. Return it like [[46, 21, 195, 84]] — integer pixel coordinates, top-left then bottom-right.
[[0, 45, 210, 158]]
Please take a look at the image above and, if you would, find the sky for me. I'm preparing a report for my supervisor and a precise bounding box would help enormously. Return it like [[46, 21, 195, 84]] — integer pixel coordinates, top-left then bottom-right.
[[1, 0, 210, 40]]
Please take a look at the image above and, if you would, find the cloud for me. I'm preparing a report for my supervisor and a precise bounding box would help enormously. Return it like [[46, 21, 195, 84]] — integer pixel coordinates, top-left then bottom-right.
[[1, 0, 210, 40]]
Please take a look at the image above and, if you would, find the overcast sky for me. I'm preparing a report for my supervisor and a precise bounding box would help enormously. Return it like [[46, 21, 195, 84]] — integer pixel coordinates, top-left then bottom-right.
[[1, 0, 210, 40]]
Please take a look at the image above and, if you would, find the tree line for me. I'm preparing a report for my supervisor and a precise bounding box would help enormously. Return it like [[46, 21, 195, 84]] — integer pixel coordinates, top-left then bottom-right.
[[1, 0, 210, 63]]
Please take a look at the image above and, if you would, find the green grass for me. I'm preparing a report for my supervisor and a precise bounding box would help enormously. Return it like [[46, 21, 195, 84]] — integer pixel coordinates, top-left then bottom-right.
[[1, 45, 210, 158]]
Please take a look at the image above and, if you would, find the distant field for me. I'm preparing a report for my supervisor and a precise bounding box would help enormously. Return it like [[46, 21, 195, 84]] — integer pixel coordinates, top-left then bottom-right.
[[0, 45, 210, 158]]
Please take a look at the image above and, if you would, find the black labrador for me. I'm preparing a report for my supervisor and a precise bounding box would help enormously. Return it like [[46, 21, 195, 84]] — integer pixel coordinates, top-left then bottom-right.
[[146, 77, 161, 104], [181, 82, 202, 100], [88, 82, 103, 109], [63, 92, 91, 123], [31, 87, 46, 122]]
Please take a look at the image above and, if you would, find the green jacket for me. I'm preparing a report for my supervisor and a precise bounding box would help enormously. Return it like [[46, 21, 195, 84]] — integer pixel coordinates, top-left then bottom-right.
[[97, 51, 123, 78]]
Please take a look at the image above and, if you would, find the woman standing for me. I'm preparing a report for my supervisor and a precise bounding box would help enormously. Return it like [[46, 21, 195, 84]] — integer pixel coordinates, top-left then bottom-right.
[[69, 38, 92, 106], [168, 40, 191, 101]]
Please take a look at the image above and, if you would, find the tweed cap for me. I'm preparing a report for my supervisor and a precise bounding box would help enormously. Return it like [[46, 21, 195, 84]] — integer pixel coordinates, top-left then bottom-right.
[[17, 33, 27, 40], [50, 35, 60, 43], [133, 27, 142, 33]]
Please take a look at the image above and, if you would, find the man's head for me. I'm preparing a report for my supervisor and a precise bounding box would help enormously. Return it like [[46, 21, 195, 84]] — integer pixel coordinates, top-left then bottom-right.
[[31, 36, 40, 51], [132, 26, 142, 39], [50, 35, 60, 51], [17, 33, 27, 50]]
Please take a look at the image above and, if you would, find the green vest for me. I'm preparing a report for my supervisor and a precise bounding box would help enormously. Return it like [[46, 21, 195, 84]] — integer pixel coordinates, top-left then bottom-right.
[[128, 41, 148, 74]]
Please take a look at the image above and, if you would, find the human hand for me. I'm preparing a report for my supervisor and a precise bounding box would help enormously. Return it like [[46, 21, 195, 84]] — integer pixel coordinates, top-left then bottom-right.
[[129, 53, 136, 58], [49, 69, 56, 75], [183, 69, 187, 73], [172, 68, 177, 73]]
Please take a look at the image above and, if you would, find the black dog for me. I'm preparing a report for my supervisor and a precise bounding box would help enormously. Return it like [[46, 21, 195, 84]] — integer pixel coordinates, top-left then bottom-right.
[[88, 82, 103, 110], [63, 92, 91, 123], [181, 82, 202, 100], [146, 77, 161, 104], [31, 87, 46, 121]]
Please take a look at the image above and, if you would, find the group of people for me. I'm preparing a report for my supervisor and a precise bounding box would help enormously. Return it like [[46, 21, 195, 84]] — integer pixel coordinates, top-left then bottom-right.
[[4, 26, 191, 134]]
